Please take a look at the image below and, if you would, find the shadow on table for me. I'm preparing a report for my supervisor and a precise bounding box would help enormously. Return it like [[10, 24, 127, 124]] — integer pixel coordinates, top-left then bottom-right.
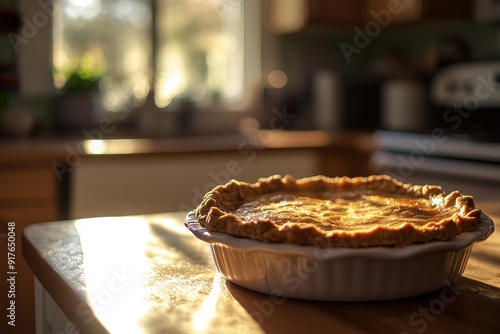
[[225, 276, 500, 334]]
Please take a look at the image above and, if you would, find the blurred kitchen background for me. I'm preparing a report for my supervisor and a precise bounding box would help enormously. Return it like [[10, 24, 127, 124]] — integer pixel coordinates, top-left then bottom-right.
[[2, 1, 500, 333], [0, 1, 495, 131], [2, 0, 500, 223], [4, 3, 500, 213]]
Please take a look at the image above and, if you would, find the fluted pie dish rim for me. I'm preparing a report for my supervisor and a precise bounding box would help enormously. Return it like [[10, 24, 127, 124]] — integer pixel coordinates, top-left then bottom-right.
[[185, 210, 494, 258]]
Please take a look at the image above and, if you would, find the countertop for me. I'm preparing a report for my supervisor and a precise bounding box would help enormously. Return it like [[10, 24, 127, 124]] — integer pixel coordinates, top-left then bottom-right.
[[23, 202, 500, 334], [0, 130, 374, 165]]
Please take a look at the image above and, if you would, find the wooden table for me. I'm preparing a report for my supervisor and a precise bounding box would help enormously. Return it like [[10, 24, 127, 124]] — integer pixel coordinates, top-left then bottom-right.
[[23, 205, 500, 334]]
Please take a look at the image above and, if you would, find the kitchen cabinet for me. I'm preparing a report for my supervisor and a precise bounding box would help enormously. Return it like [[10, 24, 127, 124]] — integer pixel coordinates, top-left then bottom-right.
[[272, 0, 472, 33], [0, 164, 60, 334]]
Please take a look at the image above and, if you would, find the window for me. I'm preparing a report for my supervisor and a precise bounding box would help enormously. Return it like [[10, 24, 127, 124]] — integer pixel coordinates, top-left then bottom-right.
[[52, 0, 259, 114], [53, 0, 152, 113]]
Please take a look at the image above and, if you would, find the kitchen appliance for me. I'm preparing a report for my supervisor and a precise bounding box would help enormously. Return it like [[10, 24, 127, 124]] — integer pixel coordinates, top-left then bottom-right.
[[371, 61, 500, 189], [428, 61, 500, 142]]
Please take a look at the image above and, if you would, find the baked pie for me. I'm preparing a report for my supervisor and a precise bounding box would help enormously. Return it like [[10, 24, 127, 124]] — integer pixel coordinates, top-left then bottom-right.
[[195, 175, 481, 247]]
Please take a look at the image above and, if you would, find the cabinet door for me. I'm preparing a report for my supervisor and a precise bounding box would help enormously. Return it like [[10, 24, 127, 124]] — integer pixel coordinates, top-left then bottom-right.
[[0, 166, 58, 201], [0, 166, 59, 334], [0, 206, 59, 334]]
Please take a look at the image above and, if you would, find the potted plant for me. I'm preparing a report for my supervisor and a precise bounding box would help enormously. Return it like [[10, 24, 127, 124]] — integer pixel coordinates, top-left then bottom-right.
[[54, 53, 105, 132]]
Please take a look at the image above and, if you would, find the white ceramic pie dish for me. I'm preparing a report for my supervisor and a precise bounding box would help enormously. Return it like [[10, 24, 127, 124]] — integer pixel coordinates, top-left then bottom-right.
[[185, 211, 494, 301]]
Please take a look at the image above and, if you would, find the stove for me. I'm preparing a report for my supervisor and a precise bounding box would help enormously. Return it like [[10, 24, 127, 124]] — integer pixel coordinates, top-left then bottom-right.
[[370, 130, 500, 199]]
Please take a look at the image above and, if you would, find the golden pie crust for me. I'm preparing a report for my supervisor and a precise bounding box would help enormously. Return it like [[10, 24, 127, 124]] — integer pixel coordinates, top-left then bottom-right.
[[195, 175, 481, 247]]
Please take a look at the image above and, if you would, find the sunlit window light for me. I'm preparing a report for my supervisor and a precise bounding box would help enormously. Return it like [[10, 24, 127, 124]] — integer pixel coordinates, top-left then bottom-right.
[[53, 0, 152, 113], [83, 139, 106, 154], [64, 0, 102, 20], [155, 0, 245, 108], [75, 217, 151, 333], [53, 0, 258, 114]]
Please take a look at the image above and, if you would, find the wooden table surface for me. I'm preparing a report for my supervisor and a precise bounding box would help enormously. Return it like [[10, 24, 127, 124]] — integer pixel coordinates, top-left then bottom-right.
[[23, 204, 500, 334]]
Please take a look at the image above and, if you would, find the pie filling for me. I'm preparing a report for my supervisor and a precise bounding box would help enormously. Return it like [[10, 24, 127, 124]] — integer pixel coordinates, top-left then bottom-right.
[[231, 190, 454, 231]]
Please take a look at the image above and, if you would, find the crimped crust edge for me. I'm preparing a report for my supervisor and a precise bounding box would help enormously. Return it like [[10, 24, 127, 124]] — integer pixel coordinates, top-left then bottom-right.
[[195, 175, 481, 248]]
